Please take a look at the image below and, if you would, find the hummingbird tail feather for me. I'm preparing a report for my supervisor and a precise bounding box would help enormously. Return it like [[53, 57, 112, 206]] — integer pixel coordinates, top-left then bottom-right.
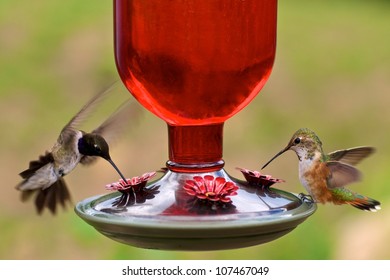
[[347, 195, 381, 212], [20, 179, 72, 215]]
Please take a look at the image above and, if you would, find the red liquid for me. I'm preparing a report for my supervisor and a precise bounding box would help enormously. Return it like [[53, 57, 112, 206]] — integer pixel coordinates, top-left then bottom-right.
[[115, 0, 277, 170], [114, 0, 277, 125]]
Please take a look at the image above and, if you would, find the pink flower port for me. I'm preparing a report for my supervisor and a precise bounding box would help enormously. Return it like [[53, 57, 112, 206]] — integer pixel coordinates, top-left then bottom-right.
[[237, 167, 285, 188], [105, 172, 159, 208], [105, 172, 156, 192], [183, 175, 239, 203]]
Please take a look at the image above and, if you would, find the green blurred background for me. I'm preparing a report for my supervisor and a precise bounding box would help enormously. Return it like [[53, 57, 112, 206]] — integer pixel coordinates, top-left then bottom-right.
[[1, 0, 389, 259]]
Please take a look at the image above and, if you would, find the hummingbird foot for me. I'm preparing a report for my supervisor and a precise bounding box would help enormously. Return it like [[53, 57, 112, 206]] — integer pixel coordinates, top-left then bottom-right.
[[298, 193, 315, 204]]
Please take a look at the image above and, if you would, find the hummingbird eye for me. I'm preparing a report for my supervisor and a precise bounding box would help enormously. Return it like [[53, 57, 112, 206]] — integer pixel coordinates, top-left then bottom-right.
[[94, 144, 101, 152], [294, 137, 301, 144]]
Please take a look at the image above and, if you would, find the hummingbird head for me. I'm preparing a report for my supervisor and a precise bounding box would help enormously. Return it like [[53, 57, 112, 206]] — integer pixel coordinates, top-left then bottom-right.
[[262, 128, 323, 169], [78, 133, 128, 182], [78, 133, 111, 160]]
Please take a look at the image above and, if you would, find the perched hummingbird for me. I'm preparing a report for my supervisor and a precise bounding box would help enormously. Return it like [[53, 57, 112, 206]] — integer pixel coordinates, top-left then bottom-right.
[[16, 85, 140, 214], [261, 128, 381, 212]]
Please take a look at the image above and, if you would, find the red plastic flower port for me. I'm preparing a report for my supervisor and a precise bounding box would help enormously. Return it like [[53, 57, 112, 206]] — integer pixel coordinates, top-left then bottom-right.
[[105, 172, 158, 207], [183, 175, 238, 203], [237, 167, 285, 188]]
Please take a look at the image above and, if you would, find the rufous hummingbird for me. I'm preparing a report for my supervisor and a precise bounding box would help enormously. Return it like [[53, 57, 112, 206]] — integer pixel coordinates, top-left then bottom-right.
[[16, 84, 141, 214], [261, 128, 381, 212]]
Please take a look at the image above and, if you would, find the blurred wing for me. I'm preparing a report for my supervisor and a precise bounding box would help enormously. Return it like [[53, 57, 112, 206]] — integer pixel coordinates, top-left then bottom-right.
[[17, 152, 59, 193], [327, 146, 375, 166], [326, 161, 362, 189], [80, 99, 143, 166], [18, 152, 54, 180], [91, 99, 142, 144], [59, 82, 118, 145]]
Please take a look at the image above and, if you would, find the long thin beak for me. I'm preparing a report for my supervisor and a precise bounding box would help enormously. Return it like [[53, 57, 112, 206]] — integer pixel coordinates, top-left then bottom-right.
[[261, 146, 290, 170], [107, 159, 127, 182]]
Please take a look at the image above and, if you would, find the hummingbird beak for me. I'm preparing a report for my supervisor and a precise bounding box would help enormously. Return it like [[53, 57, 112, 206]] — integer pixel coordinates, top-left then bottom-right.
[[261, 145, 291, 170], [107, 158, 127, 182]]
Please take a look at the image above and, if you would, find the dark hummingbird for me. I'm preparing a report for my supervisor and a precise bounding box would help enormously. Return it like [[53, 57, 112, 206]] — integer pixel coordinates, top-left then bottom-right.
[[261, 128, 381, 212], [16, 85, 141, 214]]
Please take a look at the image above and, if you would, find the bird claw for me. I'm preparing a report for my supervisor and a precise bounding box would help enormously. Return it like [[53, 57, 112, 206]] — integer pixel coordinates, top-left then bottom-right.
[[298, 193, 314, 203]]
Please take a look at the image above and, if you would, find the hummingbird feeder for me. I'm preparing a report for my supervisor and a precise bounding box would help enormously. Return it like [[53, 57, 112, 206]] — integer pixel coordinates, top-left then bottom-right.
[[75, 0, 316, 251]]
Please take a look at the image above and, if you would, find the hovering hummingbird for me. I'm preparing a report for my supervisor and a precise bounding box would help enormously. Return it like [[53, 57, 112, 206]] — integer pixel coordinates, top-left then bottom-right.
[[16, 85, 140, 214], [261, 128, 381, 212]]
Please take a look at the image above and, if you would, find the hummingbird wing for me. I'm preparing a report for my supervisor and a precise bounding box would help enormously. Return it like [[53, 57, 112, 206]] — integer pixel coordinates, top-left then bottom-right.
[[18, 152, 55, 180], [326, 161, 362, 189], [58, 82, 117, 147], [327, 147, 375, 166], [80, 99, 142, 166], [17, 152, 59, 191]]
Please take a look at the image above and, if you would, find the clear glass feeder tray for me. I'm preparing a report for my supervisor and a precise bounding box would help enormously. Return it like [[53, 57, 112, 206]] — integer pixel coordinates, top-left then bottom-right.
[[75, 169, 316, 251]]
